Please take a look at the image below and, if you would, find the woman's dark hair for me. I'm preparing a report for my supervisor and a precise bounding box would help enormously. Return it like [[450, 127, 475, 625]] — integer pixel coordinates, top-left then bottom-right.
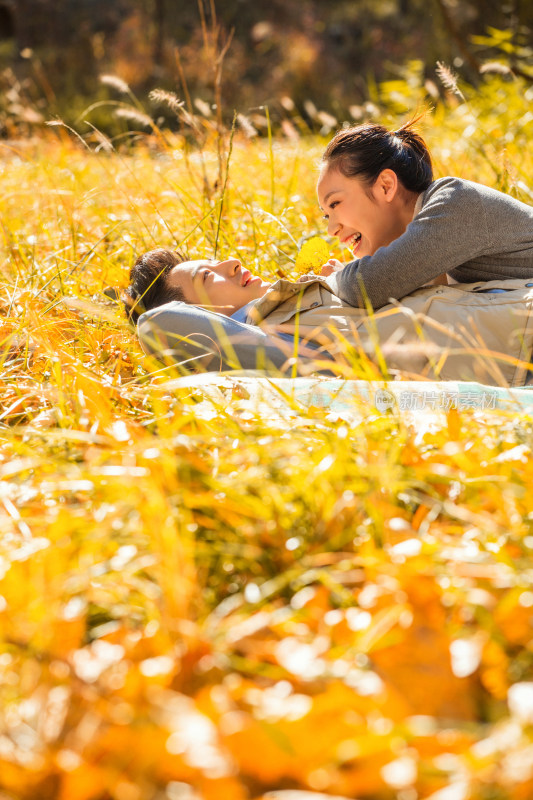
[[123, 248, 187, 325], [321, 118, 433, 193]]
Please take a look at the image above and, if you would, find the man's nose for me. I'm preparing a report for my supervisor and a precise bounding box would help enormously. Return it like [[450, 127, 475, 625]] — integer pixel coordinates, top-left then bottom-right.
[[216, 259, 240, 275]]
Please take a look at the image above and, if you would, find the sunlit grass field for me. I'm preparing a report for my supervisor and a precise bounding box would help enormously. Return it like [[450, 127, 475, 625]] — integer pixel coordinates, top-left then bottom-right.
[[2, 77, 533, 799]]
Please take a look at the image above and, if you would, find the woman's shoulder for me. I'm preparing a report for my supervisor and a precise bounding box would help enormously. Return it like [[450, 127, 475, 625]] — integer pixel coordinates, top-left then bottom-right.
[[419, 176, 533, 238], [423, 176, 531, 210], [424, 175, 486, 201], [417, 177, 489, 224]]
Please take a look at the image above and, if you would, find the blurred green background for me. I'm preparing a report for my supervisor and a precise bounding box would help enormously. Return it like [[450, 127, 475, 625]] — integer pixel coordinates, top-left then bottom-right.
[[0, 0, 531, 136]]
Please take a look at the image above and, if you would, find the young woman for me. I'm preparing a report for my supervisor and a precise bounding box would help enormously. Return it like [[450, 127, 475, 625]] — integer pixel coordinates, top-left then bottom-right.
[[317, 120, 533, 310]]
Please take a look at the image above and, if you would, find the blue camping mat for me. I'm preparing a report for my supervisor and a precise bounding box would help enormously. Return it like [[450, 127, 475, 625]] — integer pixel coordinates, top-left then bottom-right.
[[157, 373, 533, 418]]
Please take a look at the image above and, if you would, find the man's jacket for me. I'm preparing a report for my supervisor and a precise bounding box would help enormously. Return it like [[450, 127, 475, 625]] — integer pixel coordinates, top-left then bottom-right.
[[248, 277, 533, 386]]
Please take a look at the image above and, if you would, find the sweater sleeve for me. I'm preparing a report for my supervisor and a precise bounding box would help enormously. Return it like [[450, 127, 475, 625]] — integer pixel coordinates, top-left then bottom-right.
[[325, 177, 490, 309]]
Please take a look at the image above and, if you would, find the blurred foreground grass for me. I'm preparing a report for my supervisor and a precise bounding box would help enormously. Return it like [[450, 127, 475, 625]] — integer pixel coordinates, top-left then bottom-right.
[[1, 77, 533, 799]]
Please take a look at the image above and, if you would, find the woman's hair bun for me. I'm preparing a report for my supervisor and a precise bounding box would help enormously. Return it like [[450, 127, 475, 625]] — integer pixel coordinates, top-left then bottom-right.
[[392, 128, 410, 141], [322, 115, 433, 193]]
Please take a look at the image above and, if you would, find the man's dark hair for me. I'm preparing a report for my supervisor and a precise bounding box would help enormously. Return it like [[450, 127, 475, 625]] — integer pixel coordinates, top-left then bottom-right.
[[123, 248, 187, 325]]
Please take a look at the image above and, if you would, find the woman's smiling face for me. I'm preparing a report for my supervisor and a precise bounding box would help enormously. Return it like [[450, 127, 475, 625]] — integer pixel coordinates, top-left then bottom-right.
[[317, 166, 405, 258], [167, 257, 271, 315]]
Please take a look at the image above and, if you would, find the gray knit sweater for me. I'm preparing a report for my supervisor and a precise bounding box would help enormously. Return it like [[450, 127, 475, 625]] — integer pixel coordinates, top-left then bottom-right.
[[326, 176, 533, 309]]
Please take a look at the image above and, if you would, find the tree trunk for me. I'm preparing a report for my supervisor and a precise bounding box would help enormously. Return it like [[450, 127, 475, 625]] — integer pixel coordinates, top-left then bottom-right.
[[154, 0, 165, 63]]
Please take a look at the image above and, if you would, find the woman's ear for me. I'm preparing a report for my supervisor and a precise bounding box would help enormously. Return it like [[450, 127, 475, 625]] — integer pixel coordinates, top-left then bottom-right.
[[376, 168, 399, 202]]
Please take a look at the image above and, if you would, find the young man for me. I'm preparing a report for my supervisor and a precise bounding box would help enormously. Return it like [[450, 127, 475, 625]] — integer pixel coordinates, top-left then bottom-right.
[[123, 249, 323, 373], [124, 248, 533, 385]]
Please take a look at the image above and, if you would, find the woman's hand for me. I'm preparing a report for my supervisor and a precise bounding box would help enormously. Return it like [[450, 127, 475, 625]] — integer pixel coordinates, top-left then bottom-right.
[[319, 258, 344, 276], [297, 259, 344, 282]]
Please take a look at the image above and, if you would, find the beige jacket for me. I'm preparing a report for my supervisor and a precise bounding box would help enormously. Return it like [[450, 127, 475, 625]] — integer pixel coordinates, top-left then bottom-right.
[[248, 277, 533, 386]]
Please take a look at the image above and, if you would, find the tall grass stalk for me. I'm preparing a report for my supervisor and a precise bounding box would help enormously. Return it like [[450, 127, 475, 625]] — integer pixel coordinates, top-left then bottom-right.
[[214, 111, 237, 257], [0, 75, 533, 799]]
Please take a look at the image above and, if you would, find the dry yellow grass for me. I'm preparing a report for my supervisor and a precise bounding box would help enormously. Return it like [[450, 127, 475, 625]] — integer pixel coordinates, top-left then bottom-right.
[[1, 76, 533, 799]]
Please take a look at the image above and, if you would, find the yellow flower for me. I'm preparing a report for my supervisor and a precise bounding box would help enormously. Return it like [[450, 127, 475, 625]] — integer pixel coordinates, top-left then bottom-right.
[[293, 237, 330, 276]]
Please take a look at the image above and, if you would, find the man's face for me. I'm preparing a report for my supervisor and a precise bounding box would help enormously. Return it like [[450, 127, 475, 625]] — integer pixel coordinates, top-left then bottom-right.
[[167, 258, 271, 316]]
